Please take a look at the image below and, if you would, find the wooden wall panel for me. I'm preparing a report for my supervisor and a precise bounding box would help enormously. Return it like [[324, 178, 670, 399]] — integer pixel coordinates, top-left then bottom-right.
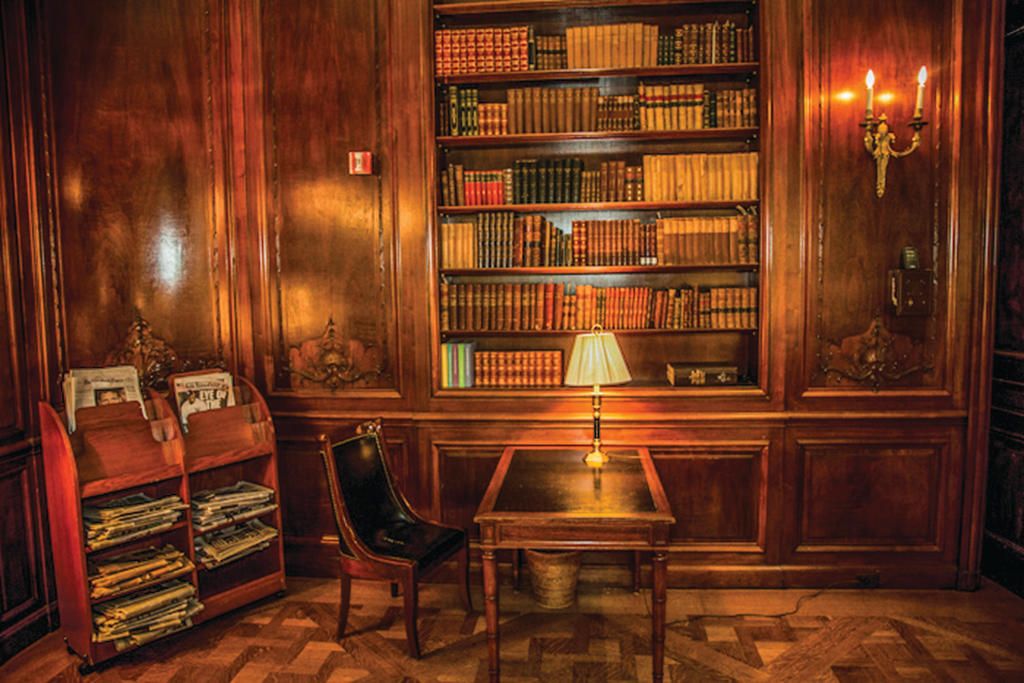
[[798, 0, 956, 398], [260, 0, 398, 393], [436, 447, 503, 538], [650, 447, 767, 547], [40, 0, 229, 373], [785, 428, 961, 567]]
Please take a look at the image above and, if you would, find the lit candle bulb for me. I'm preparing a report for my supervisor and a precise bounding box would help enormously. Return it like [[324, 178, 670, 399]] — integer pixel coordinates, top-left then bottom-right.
[[865, 69, 875, 119], [914, 66, 927, 119]]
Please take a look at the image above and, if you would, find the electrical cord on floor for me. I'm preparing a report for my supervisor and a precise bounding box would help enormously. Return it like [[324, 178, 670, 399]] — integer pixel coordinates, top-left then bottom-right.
[[640, 578, 868, 629]]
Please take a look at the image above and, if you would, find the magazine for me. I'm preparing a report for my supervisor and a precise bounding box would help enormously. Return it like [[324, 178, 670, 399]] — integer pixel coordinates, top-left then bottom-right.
[[170, 371, 235, 431], [63, 365, 147, 433]]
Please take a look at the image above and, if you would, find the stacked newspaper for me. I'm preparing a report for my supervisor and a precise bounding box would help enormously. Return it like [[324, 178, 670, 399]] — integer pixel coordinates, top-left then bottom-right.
[[63, 365, 147, 433], [92, 578, 203, 651], [88, 545, 194, 599], [191, 481, 277, 533], [194, 519, 278, 569], [84, 493, 187, 550]]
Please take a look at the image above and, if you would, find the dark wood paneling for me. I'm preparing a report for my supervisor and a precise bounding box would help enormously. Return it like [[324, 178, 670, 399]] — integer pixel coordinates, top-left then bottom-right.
[[40, 0, 228, 370], [785, 428, 962, 566], [799, 0, 955, 397], [437, 446, 503, 537], [260, 0, 398, 393], [649, 446, 766, 546]]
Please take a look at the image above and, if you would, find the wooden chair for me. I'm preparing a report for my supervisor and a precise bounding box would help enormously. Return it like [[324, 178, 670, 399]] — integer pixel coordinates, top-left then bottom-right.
[[318, 419, 471, 658]]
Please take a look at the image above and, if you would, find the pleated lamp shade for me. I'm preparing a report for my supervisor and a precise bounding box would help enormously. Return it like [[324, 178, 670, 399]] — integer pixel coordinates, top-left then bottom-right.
[[564, 327, 632, 387]]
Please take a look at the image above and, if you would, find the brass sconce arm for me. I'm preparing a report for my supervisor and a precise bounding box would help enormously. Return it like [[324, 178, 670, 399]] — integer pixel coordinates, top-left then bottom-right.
[[861, 114, 928, 198]]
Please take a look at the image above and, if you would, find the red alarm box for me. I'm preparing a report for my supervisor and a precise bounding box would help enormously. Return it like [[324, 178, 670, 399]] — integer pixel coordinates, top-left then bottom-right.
[[348, 151, 373, 175]]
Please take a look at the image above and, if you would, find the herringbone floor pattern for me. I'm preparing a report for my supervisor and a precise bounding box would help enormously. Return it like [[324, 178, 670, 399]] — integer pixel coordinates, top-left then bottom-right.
[[6, 578, 1024, 682]]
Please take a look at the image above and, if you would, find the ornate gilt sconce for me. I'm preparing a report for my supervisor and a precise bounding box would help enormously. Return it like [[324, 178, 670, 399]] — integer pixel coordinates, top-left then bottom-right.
[[861, 67, 928, 198]]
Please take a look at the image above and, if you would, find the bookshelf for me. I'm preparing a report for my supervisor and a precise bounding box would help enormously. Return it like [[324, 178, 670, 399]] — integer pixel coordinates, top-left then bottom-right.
[[432, 0, 762, 392], [38, 376, 285, 671]]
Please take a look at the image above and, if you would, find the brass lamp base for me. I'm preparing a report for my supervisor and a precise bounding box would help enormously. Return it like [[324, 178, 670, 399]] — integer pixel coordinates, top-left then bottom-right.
[[583, 445, 608, 468]]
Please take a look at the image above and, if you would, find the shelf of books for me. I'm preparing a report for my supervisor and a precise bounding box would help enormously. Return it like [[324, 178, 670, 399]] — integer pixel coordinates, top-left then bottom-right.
[[432, 0, 763, 394], [38, 366, 285, 671]]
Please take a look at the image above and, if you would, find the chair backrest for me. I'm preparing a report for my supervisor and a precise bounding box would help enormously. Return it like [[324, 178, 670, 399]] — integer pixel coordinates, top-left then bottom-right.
[[320, 424, 412, 558]]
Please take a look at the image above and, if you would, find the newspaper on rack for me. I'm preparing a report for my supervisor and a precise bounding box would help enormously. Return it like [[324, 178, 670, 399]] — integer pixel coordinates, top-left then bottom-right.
[[83, 493, 186, 550], [88, 545, 194, 599], [63, 365, 148, 433], [92, 578, 204, 650], [191, 481, 277, 533], [194, 519, 278, 569]]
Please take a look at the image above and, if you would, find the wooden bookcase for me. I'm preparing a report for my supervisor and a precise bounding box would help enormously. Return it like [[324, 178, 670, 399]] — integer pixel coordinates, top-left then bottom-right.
[[38, 376, 285, 670], [432, 0, 763, 394]]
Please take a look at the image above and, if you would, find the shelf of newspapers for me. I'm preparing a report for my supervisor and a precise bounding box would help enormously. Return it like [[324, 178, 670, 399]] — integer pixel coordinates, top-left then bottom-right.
[[159, 370, 286, 622], [38, 374, 201, 669], [164, 371, 277, 472]]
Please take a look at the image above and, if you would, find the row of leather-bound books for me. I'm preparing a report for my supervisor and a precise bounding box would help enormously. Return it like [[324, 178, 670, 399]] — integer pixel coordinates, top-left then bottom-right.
[[434, 26, 533, 75], [440, 213, 759, 269], [476, 350, 563, 388], [439, 84, 757, 136], [440, 282, 758, 332], [440, 152, 758, 207]]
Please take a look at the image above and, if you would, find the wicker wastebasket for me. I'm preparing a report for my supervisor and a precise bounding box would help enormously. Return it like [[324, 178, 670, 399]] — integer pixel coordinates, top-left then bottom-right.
[[525, 549, 582, 609]]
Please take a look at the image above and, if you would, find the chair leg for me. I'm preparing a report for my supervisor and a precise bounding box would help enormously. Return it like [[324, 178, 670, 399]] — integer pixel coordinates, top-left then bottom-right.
[[513, 548, 522, 592], [402, 573, 421, 659], [390, 582, 400, 598], [337, 574, 352, 640], [633, 551, 641, 593], [457, 542, 473, 613]]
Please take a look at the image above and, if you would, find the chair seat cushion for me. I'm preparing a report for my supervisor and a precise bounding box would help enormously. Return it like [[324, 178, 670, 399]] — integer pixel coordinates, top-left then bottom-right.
[[368, 520, 464, 569]]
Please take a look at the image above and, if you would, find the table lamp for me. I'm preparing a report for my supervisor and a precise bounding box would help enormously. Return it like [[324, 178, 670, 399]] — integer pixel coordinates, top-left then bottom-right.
[[564, 325, 632, 468]]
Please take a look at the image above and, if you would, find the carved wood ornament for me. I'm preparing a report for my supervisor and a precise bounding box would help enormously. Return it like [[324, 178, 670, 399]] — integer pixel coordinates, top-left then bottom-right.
[[819, 317, 933, 390], [287, 317, 387, 391], [103, 314, 225, 388]]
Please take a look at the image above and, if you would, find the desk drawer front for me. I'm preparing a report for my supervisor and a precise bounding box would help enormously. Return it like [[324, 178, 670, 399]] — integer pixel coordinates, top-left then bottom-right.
[[497, 523, 652, 546]]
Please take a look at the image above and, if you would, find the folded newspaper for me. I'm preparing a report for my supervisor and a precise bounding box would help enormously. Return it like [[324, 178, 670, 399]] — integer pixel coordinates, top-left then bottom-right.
[[92, 578, 204, 650], [83, 493, 186, 550], [194, 519, 278, 569], [88, 545, 194, 599], [171, 371, 235, 432], [191, 481, 277, 533], [63, 365, 147, 433]]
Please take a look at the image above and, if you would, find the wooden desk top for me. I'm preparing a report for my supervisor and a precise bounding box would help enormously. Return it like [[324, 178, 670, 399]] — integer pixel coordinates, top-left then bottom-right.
[[475, 446, 674, 524]]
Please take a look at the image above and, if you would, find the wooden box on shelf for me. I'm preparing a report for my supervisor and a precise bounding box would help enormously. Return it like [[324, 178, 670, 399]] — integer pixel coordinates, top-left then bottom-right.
[[161, 372, 286, 623], [38, 398, 195, 669]]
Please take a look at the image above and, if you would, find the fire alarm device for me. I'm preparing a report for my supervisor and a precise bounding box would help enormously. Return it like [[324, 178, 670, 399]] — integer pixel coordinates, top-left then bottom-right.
[[348, 151, 373, 175]]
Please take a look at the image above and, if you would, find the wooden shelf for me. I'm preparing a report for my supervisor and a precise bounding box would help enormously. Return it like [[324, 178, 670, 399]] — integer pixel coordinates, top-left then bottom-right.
[[439, 200, 757, 213], [89, 564, 196, 606], [442, 327, 757, 337], [437, 63, 758, 85], [186, 440, 274, 474], [441, 263, 758, 275], [435, 383, 760, 398], [435, 0, 754, 15], [192, 506, 279, 538], [438, 128, 758, 147], [80, 463, 183, 499], [85, 519, 191, 556]]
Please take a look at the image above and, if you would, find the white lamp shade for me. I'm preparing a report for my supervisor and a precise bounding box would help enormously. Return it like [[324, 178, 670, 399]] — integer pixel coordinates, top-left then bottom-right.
[[564, 329, 632, 386]]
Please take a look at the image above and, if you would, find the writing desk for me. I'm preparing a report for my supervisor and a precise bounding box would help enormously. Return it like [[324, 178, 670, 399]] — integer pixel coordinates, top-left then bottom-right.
[[474, 446, 674, 682]]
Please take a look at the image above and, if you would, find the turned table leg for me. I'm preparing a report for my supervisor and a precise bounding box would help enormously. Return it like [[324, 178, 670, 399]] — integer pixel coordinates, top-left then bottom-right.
[[482, 548, 500, 682], [651, 551, 667, 682]]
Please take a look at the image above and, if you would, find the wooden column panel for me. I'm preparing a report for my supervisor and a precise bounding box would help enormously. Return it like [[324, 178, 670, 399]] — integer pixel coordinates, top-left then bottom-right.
[[38, 0, 231, 375], [797, 0, 960, 402], [436, 446, 503, 539], [260, 0, 398, 394], [0, 451, 50, 662]]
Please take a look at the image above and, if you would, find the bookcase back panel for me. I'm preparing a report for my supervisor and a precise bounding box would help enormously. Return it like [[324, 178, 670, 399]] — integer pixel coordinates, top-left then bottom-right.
[[39, 0, 227, 372], [260, 0, 398, 393], [800, 0, 955, 396]]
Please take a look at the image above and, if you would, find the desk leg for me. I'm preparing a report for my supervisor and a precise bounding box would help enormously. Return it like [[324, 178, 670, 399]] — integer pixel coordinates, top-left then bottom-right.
[[651, 551, 667, 683], [483, 548, 500, 682]]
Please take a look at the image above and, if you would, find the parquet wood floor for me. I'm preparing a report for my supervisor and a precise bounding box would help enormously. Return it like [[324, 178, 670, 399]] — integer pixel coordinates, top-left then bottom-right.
[[5, 577, 1024, 682]]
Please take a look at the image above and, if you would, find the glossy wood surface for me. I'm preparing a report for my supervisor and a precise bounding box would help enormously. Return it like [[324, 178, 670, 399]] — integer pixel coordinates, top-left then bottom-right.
[[0, 2, 1008, 664]]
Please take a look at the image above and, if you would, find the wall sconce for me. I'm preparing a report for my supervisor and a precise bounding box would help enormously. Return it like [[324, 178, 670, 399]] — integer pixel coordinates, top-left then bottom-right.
[[861, 67, 928, 198]]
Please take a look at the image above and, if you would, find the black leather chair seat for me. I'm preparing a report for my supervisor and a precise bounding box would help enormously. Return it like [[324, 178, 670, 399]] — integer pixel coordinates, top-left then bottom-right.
[[370, 520, 465, 569]]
